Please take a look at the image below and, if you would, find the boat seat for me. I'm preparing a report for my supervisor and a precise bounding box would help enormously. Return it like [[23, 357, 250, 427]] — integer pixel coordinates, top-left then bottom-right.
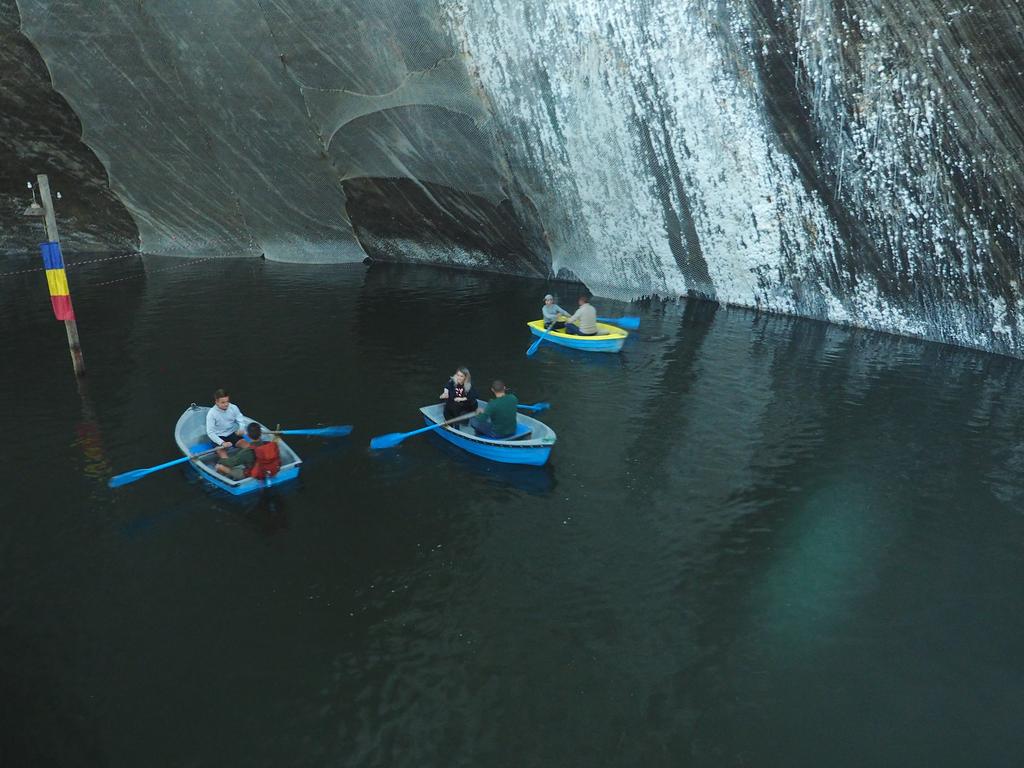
[[495, 423, 533, 441], [453, 422, 532, 440], [188, 441, 221, 465]]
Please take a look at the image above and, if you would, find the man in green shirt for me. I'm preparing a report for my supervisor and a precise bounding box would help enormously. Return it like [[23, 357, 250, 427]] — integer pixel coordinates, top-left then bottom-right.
[[470, 380, 519, 438]]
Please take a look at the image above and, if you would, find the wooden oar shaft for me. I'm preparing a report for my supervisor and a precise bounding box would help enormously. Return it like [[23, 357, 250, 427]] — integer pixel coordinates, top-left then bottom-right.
[[369, 411, 477, 450], [420, 411, 476, 434], [254, 424, 353, 437]]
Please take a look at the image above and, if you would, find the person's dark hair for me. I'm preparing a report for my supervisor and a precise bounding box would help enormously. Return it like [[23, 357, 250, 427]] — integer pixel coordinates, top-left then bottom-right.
[[579, 292, 591, 303], [246, 422, 262, 440], [213, 388, 229, 401], [491, 380, 506, 393]]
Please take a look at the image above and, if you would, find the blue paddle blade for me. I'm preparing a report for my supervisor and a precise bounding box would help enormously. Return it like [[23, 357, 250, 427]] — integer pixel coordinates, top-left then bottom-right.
[[108, 454, 192, 488], [597, 315, 640, 330], [369, 433, 405, 450], [279, 425, 353, 437], [517, 402, 550, 412], [108, 470, 149, 488], [528, 326, 557, 357]]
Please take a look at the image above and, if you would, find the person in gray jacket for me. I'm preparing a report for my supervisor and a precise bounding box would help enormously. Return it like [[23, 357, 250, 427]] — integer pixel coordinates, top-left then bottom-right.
[[541, 294, 570, 330]]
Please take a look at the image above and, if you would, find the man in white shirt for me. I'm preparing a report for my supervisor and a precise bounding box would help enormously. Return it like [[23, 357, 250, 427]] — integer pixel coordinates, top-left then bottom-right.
[[564, 293, 598, 336], [206, 389, 250, 449]]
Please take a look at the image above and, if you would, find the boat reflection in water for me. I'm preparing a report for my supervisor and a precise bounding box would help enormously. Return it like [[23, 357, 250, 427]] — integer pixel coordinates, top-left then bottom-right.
[[426, 431, 556, 497]]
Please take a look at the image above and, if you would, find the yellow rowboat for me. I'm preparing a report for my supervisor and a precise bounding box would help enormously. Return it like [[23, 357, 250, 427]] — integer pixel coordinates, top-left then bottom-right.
[[526, 319, 628, 353]]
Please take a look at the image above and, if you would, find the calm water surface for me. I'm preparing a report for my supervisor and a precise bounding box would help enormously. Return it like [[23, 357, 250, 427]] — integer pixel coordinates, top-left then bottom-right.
[[1, 257, 1023, 767]]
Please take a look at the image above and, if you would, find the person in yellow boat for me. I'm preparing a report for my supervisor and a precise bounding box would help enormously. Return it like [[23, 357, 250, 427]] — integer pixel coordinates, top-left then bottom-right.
[[542, 294, 570, 330], [563, 293, 598, 336]]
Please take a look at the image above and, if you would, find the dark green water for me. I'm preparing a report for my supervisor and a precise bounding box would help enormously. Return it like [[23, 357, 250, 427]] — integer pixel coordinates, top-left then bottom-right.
[[1, 257, 1023, 767]]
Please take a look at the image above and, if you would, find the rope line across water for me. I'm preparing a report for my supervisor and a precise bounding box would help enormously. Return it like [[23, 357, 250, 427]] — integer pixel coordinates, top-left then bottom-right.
[[0, 253, 216, 285], [87, 256, 220, 287], [0, 265, 45, 278], [0, 252, 142, 278]]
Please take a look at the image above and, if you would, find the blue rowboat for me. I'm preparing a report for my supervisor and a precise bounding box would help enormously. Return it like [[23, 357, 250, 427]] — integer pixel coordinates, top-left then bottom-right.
[[174, 405, 302, 496], [526, 319, 627, 353], [419, 402, 556, 466]]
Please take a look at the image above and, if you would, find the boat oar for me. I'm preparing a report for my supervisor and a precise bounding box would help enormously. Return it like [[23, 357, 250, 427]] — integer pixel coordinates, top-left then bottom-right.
[[527, 324, 559, 357], [108, 446, 220, 488], [516, 402, 550, 413], [370, 412, 476, 450], [597, 315, 640, 330], [269, 425, 353, 438]]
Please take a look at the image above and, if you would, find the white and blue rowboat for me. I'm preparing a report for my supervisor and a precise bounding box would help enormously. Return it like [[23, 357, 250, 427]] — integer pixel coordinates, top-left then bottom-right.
[[174, 405, 302, 496], [418, 402, 556, 466], [526, 319, 627, 353]]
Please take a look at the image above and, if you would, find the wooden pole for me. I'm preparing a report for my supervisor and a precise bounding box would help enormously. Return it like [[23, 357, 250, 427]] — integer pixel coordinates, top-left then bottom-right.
[[37, 173, 85, 377]]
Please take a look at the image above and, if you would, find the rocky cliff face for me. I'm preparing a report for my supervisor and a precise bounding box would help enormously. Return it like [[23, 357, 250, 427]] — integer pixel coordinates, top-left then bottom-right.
[[2, 1, 1022, 353], [0, 0, 137, 255], [444, 0, 1024, 352]]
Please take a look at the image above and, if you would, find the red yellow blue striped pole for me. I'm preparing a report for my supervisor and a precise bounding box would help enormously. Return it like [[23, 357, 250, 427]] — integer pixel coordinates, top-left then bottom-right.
[[41, 241, 75, 320], [37, 173, 85, 376]]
